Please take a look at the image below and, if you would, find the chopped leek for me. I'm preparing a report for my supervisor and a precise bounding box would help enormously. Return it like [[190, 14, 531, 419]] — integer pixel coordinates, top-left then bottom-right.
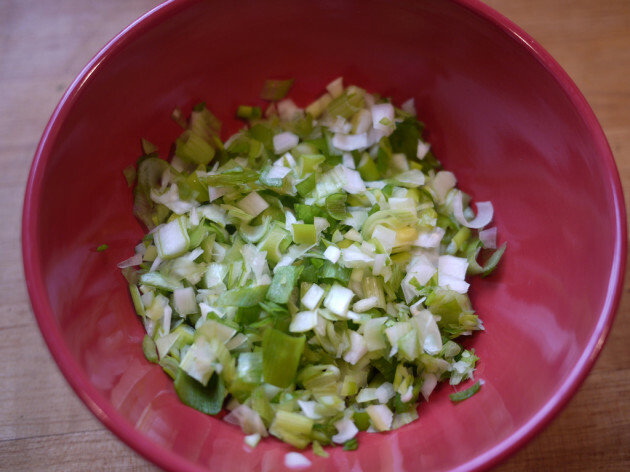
[[122, 78, 505, 453]]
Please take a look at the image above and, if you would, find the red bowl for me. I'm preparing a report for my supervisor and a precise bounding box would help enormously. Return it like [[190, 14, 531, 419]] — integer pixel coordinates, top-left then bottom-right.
[[22, 0, 626, 471]]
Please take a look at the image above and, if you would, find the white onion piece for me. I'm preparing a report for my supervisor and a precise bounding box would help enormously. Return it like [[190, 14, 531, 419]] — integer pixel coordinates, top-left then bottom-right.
[[332, 132, 369, 151], [297, 400, 323, 420], [401, 97, 416, 116], [420, 373, 438, 401], [223, 405, 268, 436], [479, 227, 498, 249], [273, 131, 299, 154], [417, 139, 431, 159], [342, 166, 366, 194], [331, 417, 359, 444], [285, 452, 311, 469], [117, 253, 143, 268], [371, 103, 395, 134], [326, 76, 344, 98], [431, 171, 456, 203], [277, 98, 301, 121], [453, 191, 494, 229]]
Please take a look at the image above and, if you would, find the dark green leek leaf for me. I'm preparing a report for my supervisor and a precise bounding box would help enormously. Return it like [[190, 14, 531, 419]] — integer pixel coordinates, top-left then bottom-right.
[[174, 369, 226, 415], [449, 380, 482, 402]]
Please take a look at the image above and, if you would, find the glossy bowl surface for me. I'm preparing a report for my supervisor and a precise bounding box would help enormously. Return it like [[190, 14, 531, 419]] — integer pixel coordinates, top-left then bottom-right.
[[22, 0, 626, 471]]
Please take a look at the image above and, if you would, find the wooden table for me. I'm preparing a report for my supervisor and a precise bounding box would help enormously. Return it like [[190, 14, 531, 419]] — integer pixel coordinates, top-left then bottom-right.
[[1, 0, 628, 470]]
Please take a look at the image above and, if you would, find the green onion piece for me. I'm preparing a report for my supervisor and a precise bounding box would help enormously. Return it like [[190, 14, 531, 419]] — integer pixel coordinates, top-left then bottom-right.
[[312, 440, 329, 458], [141, 138, 159, 155], [236, 105, 262, 119], [219, 285, 269, 307], [205, 168, 259, 187], [449, 380, 482, 402], [142, 335, 159, 363], [326, 193, 347, 220], [376, 137, 392, 174], [128, 284, 145, 317], [96, 244, 109, 252], [232, 352, 263, 396], [296, 173, 317, 197], [357, 153, 380, 181], [300, 153, 326, 174], [258, 224, 291, 263], [260, 78, 294, 101], [389, 117, 421, 161], [139, 272, 183, 291], [327, 90, 365, 119], [123, 166, 136, 188], [343, 438, 359, 451], [176, 130, 216, 166], [159, 356, 179, 379], [250, 386, 275, 426], [292, 223, 317, 245], [174, 369, 226, 415], [262, 328, 305, 388], [267, 265, 301, 304], [294, 203, 327, 224], [450, 227, 471, 254], [269, 410, 313, 449], [353, 411, 371, 431], [467, 241, 507, 277]]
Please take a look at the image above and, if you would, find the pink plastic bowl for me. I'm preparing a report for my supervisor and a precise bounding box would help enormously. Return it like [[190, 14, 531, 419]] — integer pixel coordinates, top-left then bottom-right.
[[22, 0, 626, 471]]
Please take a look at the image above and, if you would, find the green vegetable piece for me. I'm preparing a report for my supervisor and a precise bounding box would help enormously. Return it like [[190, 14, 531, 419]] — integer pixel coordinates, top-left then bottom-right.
[[449, 380, 482, 402], [142, 335, 159, 363], [389, 117, 421, 161], [269, 410, 313, 449], [128, 284, 145, 317], [296, 173, 317, 197], [294, 203, 327, 224], [141, 138, 158, 155], [257, 224, 291, 263], [159, 356, 180, 379], [236, 105, 262, 119], [327, 89, 365, 119], [176, 130, 216, 166], [343, 438, 359, 451], [292, 223, 317, 245], [357, 154, 380, 181], [325, 193, 347, 220], [219, 285, 269, 307], [376, 136, 392, 175], [260, 78, 294, 101], [312, 440, 329, 458], [230, 352, 263, 402], [205, 168, 259, 187], [138, 272, 182, 292], [353, 411, 371, 431], [250, 386, 275, 426], [467, 240, 507, 277], [174, 369, 226, 415], [319, 260, 351, 285], [262, 328, 305, 388], [123, 166, 136, 188]]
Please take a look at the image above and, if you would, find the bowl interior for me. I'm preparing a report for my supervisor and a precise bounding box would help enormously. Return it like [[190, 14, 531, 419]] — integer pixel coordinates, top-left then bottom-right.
[[23, 0, 625, 471]]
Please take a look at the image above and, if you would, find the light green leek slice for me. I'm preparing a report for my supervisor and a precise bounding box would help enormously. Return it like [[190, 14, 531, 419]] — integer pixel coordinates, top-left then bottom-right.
[[262, 328, 305, 388]]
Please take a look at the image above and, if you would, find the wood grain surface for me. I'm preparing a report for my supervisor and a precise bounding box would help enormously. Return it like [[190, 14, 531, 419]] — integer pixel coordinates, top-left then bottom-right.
[[1, 0, 628, 470]]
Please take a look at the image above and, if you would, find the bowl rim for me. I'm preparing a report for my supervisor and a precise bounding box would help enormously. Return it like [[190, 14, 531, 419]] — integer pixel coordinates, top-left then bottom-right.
[[21, 0, 627, 471]]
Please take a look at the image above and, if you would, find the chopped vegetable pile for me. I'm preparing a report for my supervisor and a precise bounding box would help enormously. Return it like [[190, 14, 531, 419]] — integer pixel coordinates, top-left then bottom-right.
[[119, 78, 506, 453]]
